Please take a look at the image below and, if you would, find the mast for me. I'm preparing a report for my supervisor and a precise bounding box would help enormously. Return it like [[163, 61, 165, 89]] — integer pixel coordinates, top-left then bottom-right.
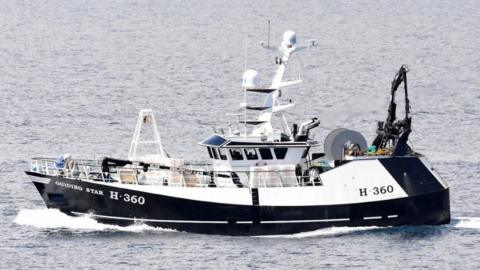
[[251, 30, 301, 137], [237, 30, 316, 139], [243, 34, 248, 137]]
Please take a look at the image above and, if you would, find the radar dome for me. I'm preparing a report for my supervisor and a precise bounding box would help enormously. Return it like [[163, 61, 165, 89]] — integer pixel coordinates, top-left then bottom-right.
[[282, 30, 297, 47], [242, 69, 259, 88]]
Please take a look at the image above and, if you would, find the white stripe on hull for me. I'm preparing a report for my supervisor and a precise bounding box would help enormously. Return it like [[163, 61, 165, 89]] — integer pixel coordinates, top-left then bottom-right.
[[70, 211, 352, 224], [260, 218, 350, 224], [71, 211, 232, 224], [363, 216, 382, 220]]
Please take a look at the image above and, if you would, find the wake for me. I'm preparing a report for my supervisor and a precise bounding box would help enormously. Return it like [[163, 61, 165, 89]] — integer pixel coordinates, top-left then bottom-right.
[[258, 217, 480, 238], [13, 209, 480, 237], [451, 217, 480, 229], [257, 226, 380, 239], [13, 209, 176, 233]]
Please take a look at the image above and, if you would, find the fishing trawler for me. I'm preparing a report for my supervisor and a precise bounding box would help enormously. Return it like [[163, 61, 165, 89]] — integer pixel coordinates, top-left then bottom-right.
[[25, 31, 450, 236]]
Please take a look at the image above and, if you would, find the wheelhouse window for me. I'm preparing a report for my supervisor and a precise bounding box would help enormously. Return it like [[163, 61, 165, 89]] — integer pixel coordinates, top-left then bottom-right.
[[244, 149, 258, 160], [218, 148, 228, 160], [212, 148, 219, 159], [301, 147, 309, 158], [207, 147, 213, 158], [274, 148, 288, 159], [259, 148, 273, 160], [229, 149, 243, 160]]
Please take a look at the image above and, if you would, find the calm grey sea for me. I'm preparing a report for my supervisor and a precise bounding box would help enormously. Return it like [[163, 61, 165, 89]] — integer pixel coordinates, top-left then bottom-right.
[[1, 0, 479, 269]]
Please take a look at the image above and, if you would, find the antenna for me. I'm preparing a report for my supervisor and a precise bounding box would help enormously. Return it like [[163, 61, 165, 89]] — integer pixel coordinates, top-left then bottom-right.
[[243, 34, 248, 136], [260, 21, 273, 50], [241, 68, 259, 137], [267, 20, 270, 49], [243, 84, 247, 137], [244, 34, 248, 71]]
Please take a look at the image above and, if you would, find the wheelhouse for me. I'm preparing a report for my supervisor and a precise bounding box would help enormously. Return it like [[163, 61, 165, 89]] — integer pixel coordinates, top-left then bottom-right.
[[199, 134, 313, 168]]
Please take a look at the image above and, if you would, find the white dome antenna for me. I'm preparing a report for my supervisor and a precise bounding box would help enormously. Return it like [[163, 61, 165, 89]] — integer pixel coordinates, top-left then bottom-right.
[[242, 69, 259, 88], [282, 30, 297, 48]]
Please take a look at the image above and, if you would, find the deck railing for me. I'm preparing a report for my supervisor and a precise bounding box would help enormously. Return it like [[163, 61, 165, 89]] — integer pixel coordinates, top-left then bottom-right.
[[29, 157, 323, 188]]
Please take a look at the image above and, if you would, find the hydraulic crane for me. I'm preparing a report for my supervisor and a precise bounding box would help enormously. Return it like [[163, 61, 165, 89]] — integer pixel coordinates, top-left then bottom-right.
[[372, 65, 412, 156]]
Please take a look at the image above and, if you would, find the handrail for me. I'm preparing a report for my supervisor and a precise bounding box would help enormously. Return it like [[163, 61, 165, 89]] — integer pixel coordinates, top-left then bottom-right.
[[29, 157, 305, 173], [28, 157, 323, 188]]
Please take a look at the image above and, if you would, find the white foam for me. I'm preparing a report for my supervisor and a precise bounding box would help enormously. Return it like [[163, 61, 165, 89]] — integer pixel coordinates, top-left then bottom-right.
[[257, 226, 379, 238], [452, 217, 480, 229], [16, 209, 479, 236], [13, 209, 177, 233]]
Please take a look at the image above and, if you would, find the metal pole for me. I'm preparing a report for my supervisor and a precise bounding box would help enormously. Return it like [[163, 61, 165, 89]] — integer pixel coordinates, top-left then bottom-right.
[[267, 20, 270, 49], [244, 35, 248, 137]]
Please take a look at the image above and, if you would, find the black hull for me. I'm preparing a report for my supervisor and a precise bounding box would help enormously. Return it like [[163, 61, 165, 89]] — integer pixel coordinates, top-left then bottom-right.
[[27, 172, 450, 236]]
